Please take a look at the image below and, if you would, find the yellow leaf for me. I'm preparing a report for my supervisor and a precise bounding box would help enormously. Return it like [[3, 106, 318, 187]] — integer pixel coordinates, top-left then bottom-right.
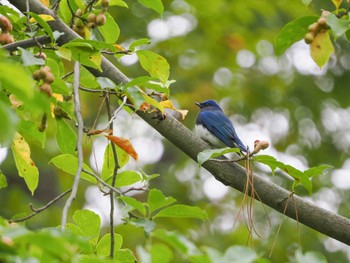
[[332, 0, 343, 10], [11, 133, 39, 195], [52, 93, 64, 102], [159, 100, 188, 120], [310, 29, 334, 68], [29, 14, 55, 23], [105, 135, 138, 161], [39, 0, 50, 7]]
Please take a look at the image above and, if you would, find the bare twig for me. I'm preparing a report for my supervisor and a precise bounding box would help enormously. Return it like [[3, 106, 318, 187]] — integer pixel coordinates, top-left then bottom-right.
[[9, 189, 72, 223], [107, 96, 127, 128], [61, 61, 84, 230], [82, 169, 121, 194], [105, 94, 121, 258]]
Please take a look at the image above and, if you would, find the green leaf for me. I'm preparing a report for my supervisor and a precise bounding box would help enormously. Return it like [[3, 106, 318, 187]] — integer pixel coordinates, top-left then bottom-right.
[[0, 170, 8, 189], [109, 0, 128, 7], [304, 165, 332, 178], [18, 120, 46, 148], [275, 16, 318, 55], [139, 169, 159, 181], [154, 204, 208, 220], [56, 119, 77, 155], [138, 0, 164, 15], [151, 244, 173, 263], [128, 218, 156, 233], [27, 12, 54, 40], [253, 155, 284, 175], [126, 76, 170, 97], [96, 233, 123, 257], [97, 77, 117, 90], [119, 196, 146, 216], [283, 165, 312, 194], [129, 38, 150, 51], [0, 61, 35, 103], [61, 40, 103, 70], [58, 0, 72, 24], [148, 189, 176, 214], [115, 248, 136, 263], [152, 229, 191, 254], [98, 12, 120, 43], [301, 0, 312, 5], [115, 170, 142, 187], [197, 147, 240, 166], [101, 143, 115, 181], [49, 154, 96, 184], [0, 102, 18, 145], [136, 50, 170, 83], [326, 13, 349, 40], [73, 210, 101, 245], [18, 47, 45, 66], [125, 86, 145, 109], [11, 133, 39, 195], [310, 29, 334, 68]]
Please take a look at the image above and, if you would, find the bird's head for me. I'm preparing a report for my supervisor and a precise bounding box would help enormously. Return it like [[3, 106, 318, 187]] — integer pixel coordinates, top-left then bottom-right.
[[195, 100, 221, 110]]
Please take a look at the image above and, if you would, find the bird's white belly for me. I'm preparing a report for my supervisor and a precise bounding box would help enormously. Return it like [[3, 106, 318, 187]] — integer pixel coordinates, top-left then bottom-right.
[[195, 125, 226, 148]]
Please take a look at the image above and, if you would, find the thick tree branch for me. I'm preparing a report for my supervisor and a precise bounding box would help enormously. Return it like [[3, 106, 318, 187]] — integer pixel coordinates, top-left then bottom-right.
[[8, 0, 350, 245]]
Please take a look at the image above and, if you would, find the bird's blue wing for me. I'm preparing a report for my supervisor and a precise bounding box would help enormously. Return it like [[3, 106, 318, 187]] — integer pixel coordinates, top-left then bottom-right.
[[199, 110, 247, 152]]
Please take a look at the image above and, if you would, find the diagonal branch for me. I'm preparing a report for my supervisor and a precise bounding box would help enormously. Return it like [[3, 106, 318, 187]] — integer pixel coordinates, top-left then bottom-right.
[[8, 0, 350, 246]]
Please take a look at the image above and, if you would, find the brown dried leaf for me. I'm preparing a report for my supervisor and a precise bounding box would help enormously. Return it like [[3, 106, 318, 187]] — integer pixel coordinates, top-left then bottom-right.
[[105, 135, 138, 160]]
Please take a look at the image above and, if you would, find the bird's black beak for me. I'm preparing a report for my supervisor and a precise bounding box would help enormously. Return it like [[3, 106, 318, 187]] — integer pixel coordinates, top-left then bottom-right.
[[195, 102, 202, 108]]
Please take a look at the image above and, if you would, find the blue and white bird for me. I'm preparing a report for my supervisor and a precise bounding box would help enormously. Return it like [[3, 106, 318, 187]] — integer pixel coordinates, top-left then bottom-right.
[[195, 100, 248, 153]]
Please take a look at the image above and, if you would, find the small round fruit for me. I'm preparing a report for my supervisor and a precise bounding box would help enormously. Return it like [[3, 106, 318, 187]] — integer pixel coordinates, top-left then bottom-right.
[[317, 17, 327, 26], [308, 23, 318, 33], [36, 52, 47, 60], [32, 70, 41, 81], [75, 8, 82, 17], [87, 13, 96, 22], [0, 16, 12, 33], [304, 32, 314, 44], [95, 13, 106, 26], [101, 0, 110, 8], [0, 33, 14, 44], [43, 72, 55, 84], [39, 83, 53, 97]]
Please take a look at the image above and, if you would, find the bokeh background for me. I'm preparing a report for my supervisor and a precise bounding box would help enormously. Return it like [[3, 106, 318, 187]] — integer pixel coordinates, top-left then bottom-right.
[[1, 0, 350, 261]]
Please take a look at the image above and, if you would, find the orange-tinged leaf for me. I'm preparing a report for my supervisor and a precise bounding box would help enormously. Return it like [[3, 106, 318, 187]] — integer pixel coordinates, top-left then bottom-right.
[[29, 14, 55, 23], [139, 102, 151, 112], [39, 0, 50, 7], [310, 29, 334, 68], [114, 44, 126, 51], [105, 135, 138, 160], [159, 99, 188, 120]]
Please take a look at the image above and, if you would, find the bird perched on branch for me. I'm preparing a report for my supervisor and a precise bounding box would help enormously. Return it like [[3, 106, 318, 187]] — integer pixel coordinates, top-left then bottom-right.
[[195, 100, 248, 153]]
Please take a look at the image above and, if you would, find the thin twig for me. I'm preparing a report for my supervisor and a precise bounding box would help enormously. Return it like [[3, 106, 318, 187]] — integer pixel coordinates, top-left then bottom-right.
[[9, 189, 72, 223], [107, 96, 127, 128], [82, 169, 121, 194], [61, 61, 84, 230], [105, 94, 121, 259]]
